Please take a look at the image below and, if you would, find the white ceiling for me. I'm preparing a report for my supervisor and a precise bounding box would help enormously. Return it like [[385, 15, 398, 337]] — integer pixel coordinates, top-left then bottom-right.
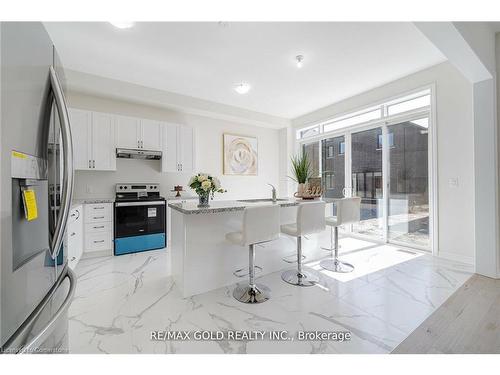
[[44, 22, 446, 119]]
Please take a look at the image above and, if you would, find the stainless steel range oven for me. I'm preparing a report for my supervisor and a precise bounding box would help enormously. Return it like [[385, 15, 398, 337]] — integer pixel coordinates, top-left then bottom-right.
[[114, 183, 166, 255]]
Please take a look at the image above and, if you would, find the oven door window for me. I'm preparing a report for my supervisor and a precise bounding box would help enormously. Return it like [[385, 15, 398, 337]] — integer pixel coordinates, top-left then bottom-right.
[[115, 203, 165, 238]]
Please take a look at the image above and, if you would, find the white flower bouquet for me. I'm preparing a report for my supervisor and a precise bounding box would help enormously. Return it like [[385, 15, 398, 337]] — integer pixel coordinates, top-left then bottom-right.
[[188, 173, 226, 206]]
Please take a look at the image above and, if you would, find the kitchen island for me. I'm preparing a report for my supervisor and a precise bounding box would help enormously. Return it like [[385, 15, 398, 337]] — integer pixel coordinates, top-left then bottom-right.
[[169, 199, 332, 297]]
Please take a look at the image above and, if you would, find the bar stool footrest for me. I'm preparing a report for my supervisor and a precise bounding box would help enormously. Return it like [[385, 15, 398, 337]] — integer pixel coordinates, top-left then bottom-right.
[[233, 265, 263, 278], [282, 254, 306, 264]]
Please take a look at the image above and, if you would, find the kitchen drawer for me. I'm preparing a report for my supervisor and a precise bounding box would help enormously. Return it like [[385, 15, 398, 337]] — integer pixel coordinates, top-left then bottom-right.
[[85, 222, 112, 234], [85, 232, 112, 252], [84, 203, 112, 223]]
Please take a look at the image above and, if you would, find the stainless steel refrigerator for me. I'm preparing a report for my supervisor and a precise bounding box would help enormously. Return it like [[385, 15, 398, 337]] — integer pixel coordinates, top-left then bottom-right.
[[0, 22, 76, 353]]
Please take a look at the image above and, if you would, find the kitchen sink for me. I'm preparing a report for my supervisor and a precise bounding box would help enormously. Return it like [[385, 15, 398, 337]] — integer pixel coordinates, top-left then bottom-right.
[[237, 198, 290, 203]]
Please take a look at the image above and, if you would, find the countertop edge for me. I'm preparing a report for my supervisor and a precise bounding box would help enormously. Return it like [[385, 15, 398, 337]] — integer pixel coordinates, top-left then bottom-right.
[[168, 201, 300, 215]]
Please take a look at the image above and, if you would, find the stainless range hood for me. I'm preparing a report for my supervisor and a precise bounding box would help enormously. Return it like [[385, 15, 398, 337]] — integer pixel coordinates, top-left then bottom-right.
[[116, 148, 162, 160]]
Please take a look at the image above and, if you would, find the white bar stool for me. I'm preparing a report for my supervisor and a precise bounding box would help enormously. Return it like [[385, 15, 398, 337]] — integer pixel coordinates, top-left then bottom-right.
[[226, 205, 280, 304], [320, 197, 361, 273], [281, 201, 326, 287]]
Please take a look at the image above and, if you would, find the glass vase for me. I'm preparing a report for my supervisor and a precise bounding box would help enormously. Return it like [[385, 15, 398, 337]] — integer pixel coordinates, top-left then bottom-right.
[[198, 193, 210, 207]]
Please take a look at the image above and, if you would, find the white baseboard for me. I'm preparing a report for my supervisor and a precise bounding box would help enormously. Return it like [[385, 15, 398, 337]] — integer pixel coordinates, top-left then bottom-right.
[[81, 249, 113, 259], [437, 250, 474, 265]]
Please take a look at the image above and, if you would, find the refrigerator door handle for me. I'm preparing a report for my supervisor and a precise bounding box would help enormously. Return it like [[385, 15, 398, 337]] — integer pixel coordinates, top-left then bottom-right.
[[2, 266, 76, 354], [48, 66, 74, 260], [18, 267, 76, 354]]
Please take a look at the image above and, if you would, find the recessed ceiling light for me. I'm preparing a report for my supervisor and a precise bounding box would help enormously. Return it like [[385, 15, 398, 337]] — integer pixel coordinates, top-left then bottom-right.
[[296, 55, 304, 68], [234, 82, 251, 95], [109, 22, 135, 29]]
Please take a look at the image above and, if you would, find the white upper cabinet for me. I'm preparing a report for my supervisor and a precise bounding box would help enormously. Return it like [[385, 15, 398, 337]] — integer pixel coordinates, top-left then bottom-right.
[[179, 126, 194, 173], [116, 115, 141, 149], [162, 123, 178, 172], [69, 108, 194, 173], [140, 119, 162, 151], [91, 112, 116, 171], [69, 108, 92, 170], [69, 108, 116, 171], [161, 123, 195, 173], [116, 116, 162, 151]]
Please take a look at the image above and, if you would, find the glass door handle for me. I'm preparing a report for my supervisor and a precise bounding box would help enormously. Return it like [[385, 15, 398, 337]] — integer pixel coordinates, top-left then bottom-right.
[[48, 66, 74, 260]]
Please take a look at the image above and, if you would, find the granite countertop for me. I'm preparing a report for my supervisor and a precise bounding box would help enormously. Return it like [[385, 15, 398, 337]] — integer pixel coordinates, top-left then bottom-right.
[[165, 195, 198, 201], [72, 198, 115, 206], [168, 199, 301, 215]]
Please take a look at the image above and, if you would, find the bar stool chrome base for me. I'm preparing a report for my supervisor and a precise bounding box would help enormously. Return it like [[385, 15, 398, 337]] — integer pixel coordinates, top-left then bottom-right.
[[233, 283, 270, 304], [281, 269, 319, 287], [322, 226, 340, 251], [319, 258, 354, 273]]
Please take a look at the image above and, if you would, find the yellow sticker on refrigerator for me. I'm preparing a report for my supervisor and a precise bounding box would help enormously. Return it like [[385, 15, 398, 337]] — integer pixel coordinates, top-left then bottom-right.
[[11, 150, 28, 159], [22, 189, 38, 221]]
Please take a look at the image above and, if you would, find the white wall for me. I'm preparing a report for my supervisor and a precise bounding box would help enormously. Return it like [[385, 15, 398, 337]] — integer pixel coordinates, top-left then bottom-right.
[[416, 22, 499, 277], [68, 92, 282, 201], [292, 62, 474, 264]]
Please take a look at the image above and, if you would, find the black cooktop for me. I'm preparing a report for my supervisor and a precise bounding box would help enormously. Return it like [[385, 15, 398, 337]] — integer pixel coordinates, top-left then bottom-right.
[[115, 195, 165, 202]]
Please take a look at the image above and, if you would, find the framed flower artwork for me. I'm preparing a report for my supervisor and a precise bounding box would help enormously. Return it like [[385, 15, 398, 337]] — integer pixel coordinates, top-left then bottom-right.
[[223, 133, 258, 175]]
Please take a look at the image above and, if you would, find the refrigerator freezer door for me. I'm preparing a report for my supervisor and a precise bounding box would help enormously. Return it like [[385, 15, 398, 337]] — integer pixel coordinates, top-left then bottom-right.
[[1, 267, 76, 354], [1, 22, 57, 347], [1, 22, 74, 350]]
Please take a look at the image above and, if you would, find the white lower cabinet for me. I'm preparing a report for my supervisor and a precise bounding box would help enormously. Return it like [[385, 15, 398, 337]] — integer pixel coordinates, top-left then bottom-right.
[[66, 204, 83, 270], [85, 232, 113, 253], [83, 203, 113, 258]]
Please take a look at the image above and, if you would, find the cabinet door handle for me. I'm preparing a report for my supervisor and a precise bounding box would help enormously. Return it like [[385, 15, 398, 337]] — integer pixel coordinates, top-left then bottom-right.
[[93, 216, 105, 219], [94, 240, 105, 244], [93, 160, 95, 168], [70, 232, 76, 237], [89, 160, 91, 168], [93, 207, 105, 210], [93, 225, 105, 229]]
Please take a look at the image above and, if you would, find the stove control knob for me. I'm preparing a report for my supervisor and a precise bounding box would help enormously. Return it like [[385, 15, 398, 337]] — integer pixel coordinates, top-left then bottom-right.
[[124, 186, 128, 190], [119, 186, 123, 189]]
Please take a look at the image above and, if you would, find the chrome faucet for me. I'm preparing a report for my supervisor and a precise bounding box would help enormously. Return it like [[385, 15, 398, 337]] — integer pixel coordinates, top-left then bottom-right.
[[267, 183, 277, 203]]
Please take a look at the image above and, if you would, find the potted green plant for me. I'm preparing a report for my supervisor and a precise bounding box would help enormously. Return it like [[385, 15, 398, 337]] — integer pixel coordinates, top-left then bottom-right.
[[290, 152, 312, 197]]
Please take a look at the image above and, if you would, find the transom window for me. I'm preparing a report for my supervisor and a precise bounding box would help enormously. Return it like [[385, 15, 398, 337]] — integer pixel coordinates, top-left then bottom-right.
[[296, 88, 431, 140]]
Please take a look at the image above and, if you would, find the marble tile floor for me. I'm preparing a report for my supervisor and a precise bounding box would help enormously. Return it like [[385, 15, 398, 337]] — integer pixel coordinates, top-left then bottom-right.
[[68, 238, 473, 354]]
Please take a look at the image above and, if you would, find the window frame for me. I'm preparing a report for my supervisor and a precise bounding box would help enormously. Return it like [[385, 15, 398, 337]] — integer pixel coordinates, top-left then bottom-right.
[[296, 87, 431, 142], [295, 84, 437, 257]]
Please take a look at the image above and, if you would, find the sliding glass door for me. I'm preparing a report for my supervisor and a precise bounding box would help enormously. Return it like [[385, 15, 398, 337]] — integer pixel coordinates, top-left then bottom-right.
[[387, 117, 429, 248], [321, 136, 345, 199], [351, 128, 384, 240], [301, 115, 431, 251]]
